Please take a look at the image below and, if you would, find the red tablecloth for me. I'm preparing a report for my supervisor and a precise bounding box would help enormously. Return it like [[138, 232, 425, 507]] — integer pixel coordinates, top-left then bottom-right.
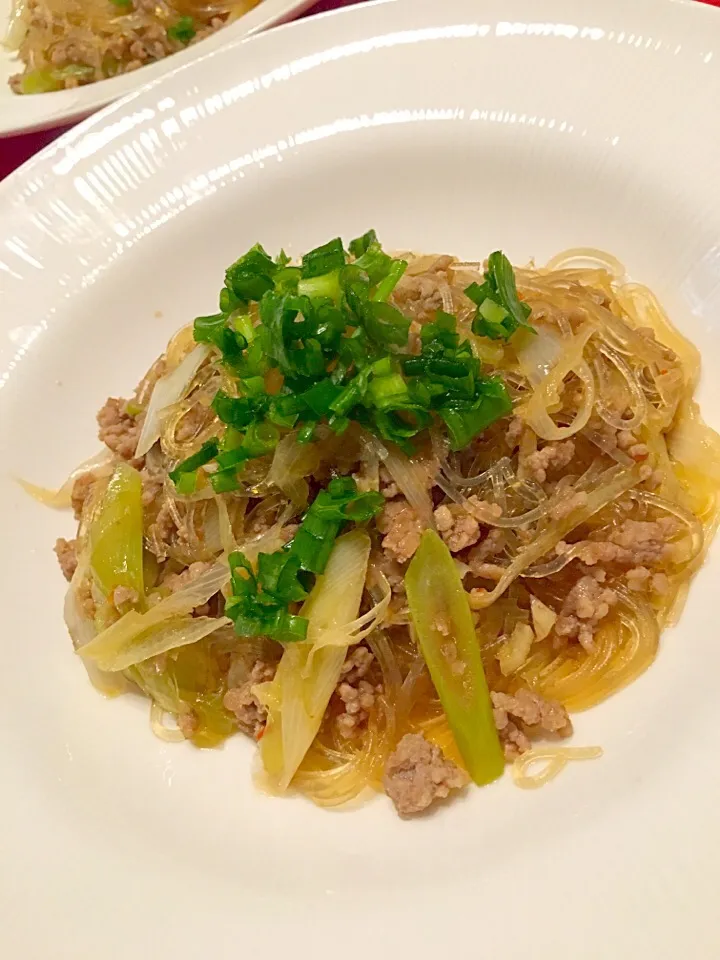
[[1, 0, 718, 180]]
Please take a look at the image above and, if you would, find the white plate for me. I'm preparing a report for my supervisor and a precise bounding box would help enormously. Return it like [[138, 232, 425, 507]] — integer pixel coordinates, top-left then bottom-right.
[[2, 0, 720, 956], [0, 0, 314, 136]]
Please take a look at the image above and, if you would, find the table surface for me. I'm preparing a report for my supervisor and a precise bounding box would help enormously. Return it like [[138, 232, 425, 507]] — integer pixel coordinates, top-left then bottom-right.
[[1, 0, 718, 179]]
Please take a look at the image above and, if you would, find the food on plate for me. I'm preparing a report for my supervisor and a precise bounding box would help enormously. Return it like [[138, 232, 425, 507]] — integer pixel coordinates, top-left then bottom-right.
[[4, 0, 261, 94], [41, 232, 720, 816]]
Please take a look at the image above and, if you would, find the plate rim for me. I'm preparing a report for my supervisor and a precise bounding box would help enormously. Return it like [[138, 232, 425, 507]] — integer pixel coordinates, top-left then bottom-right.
[[2, 0, 720, 956]]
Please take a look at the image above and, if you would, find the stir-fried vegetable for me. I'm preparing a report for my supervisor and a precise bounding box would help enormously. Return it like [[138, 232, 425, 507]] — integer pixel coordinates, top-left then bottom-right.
[[226, 476, 383, 642], [465, 251, 536, 341], [78, 561, 230, 669], [170, 233, 517, 488], [89, 462, 144, 600], [257, 530, 371, 790], [128, 640, 236, 748], [406, 530, 505, 786], [135, 343, 211, 458]]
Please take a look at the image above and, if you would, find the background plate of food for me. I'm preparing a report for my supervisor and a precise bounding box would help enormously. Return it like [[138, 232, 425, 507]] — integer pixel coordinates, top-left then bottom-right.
[[2, 0, 720, 957], [0, 0, 314, 136]]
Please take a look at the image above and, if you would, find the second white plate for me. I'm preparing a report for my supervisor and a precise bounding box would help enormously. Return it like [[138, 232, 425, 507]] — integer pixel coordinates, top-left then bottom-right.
[[0, 0, 314, 136]]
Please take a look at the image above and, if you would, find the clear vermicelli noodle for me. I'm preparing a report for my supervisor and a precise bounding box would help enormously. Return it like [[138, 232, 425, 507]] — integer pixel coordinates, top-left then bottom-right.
[[35, 234, 720, 817]]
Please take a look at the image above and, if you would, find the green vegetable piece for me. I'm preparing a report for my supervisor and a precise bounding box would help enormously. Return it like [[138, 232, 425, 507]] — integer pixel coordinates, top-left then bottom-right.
[[353, 244, 393, 286], [363, 301, 411, 347], [193, 313, 246, 363], [90, 462, 144, 601], [109, 0, 131, 8], [297, 423, 316, 443], [225, 477, 383, 643], [372, 259, 408, 302], [466, 251, 535, 341], [225, 244, 277, 302], [212, 392, 263, 429], [167, 15, 196, 44], [348, 229, 377, 258], [169, 440, 219, 486], [367, 372, 411, 411], [439, 378, 512, 451], [406, 530, 504, 786], [210, 468, 242, 493], [20, 64, 93, 94], [301, 237, 346, 279], [174, 471, 199, 496], [297, 269, 342, 303], [274, 266, 302, 295]]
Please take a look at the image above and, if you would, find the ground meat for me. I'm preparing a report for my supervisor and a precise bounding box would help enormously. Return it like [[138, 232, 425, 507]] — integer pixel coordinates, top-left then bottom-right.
[[148, 500, 212, 563], [112, 585, 139, 607], [71, 472, 97, 520], [616, 429, 650, 462], [97, 398, 141, 461], [434, 503, 481, 553], [651, 572, 671, 594], [383, 733, 469, 816], [76, 576, 96, 620], [161, 560, 213, 594], [223, 659, 276, 739], [625, 565, 651, 591], [54, 537, 78, 581], [377, 499, 423, 563], [554, 575, 618, 650], [522, 440, 576, 484], [469, 528, 506, 564], [567, 517, 679, 569], [550, 491, 588, 520], [468, 562, 506, 581], [140, 466, 164, 507], [175, 404, 211, 443], [334, 646, 382, 739], [505, 416, 525, 449], [177, 710, 198, 740], [148, 502, 177, 560], [391, 256, 454, 323], [369, 549, 406, 595], [379, 465, 399, 499], [626, 566, 671, 595], [492, 688, 572, 759]]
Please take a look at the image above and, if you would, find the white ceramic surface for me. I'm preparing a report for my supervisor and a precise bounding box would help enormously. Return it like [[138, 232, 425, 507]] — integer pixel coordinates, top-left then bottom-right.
[[0, 0, 314, 136], [2, 0, 720, 956]]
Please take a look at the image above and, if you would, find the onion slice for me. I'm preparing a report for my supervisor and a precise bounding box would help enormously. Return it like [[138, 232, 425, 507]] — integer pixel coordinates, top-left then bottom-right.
[[18, 449, 114, 509], [78, 560, 230, 669], [135, 344, 211, 457], [367, 436, 435, 528]]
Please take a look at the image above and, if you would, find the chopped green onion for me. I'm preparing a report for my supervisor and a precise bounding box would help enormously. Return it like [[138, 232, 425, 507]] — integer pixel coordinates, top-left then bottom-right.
[[466, 252, 535, 340], [301, 238, 346, 279], [210, 468, 241, 493], [297, 269, 342, 303], [169, 440, 219, 486], [174, 471, 199, 496], [225, 477, 383, 642], [372, 259, 407, 302], [225, 244, 277, 302], [348, 229, 378, 258], [167, 15, 196, 44]]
